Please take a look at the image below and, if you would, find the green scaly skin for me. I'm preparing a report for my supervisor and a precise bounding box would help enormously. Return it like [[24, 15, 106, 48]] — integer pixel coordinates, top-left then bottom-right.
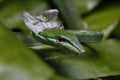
[[33, 29, 103, 54]]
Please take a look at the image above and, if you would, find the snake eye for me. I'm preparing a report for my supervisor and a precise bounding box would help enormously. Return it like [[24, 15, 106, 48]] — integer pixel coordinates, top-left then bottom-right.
[[56, 37, 66, 44]]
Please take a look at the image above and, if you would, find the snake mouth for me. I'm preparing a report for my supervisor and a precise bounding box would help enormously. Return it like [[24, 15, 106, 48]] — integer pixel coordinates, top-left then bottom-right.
[[71, 42, 85, 53]]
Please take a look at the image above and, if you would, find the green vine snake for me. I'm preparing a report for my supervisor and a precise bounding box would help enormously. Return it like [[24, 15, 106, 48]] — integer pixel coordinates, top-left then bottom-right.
[[22, 9, 103, 54]]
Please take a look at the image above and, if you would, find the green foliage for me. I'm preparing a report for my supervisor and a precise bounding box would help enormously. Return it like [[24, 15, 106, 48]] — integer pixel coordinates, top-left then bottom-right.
[[0, 24, 54, 80], [0, 0, 120, 80], [72, 0, 101, 14]]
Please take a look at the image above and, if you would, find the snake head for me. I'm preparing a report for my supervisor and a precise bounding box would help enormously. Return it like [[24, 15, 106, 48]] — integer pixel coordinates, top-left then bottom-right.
[[32, 29, 85, 54]]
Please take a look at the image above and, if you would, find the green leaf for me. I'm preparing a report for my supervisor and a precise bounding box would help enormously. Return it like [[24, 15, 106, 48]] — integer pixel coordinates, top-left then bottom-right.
[[72, 0, 101, 14], [0, 24, 54, 80], [110, 20, 120, 40], [46, 0, 87, 29], [88, 39, 120, 71], [32, 40, 120, 79], [50, 75, 73, 80], [84, 4, 120, 30], [0, 0, 48, 30], [84, 4, 120, 39]]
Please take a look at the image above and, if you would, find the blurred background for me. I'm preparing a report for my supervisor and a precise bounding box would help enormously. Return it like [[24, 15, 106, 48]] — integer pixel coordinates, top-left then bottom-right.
[[0, 0, 120, 80]]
